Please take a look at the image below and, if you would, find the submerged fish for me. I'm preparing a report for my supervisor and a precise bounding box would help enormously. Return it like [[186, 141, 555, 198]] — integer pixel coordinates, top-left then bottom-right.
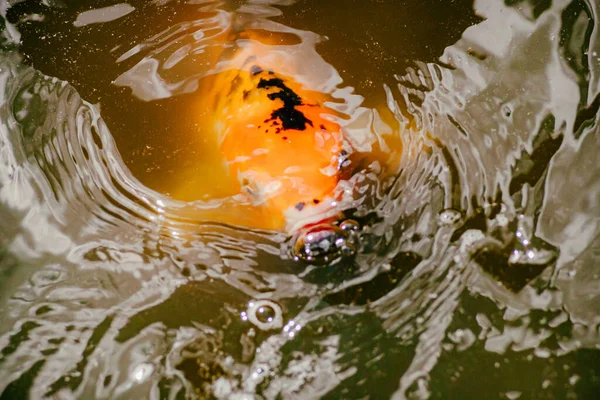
[[175, 27, 400, 233]]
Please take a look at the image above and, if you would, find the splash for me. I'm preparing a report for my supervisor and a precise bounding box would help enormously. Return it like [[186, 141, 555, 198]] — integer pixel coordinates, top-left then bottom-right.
[[0, 0, 599, 399]]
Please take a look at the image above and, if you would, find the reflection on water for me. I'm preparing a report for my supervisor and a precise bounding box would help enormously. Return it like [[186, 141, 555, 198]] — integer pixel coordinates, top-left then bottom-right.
[[1, 0, 599, 398]]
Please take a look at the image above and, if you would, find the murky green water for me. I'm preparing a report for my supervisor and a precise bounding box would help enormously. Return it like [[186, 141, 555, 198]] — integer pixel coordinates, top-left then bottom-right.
[[0, 0, 599, 398]]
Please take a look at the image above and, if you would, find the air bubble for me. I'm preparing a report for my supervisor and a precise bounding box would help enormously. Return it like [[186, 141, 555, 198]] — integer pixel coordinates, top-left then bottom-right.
[[255, 305, 276, 324], [244, 299, 282, 330], [340, 219, 360, 232], [340, 243, 356, 257], [293, 223, 358, 264]]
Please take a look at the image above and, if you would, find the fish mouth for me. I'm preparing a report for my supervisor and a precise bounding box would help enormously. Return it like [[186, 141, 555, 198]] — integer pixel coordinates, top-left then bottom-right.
[[291, 217, 362, 264]]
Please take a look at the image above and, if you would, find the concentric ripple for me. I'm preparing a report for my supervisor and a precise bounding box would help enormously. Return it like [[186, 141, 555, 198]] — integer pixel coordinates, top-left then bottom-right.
[[0, 0, 599, 399]]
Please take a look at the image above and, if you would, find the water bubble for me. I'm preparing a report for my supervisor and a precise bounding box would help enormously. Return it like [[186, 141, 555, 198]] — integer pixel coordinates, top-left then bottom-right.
[[340, 242, 356, 257], [339, 219, 360, 232], [245, 300, 282, 331], [255, 305, 276, 324], [293, 223, 358, 264]]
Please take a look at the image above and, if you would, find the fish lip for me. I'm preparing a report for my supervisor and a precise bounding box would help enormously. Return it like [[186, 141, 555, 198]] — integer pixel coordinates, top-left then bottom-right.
[[284, 202, 343, 234], [290, 217, 360, 264]]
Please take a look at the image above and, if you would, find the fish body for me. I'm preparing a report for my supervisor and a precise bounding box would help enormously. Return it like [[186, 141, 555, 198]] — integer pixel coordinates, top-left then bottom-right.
[[211, 66, 345, 230], [175, 27, 399, 233], [176, 29, 350, 232]]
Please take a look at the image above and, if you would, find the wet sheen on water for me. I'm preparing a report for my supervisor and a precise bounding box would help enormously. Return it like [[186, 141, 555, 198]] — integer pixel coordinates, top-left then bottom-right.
[[0, 0, 600, 398]]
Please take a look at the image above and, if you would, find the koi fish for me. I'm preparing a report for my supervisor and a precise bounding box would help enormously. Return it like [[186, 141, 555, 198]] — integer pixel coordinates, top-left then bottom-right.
[[173, 27, 400, 233]]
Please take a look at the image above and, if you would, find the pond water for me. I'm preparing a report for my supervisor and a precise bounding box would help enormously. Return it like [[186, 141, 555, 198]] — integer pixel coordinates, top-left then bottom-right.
[[0, 0, 599, 398]]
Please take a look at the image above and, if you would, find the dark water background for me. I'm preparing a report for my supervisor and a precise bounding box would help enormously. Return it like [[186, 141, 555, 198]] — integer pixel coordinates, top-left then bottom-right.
[[0, 0, 599, 398]]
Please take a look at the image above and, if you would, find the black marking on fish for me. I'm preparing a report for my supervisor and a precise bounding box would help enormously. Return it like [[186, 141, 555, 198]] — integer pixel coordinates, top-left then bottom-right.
[[295, 202, 306, 211], [257, 78, 314, 131]]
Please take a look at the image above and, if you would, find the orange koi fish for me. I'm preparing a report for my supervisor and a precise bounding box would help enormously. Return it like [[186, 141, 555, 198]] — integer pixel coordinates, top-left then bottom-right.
[[174, 28, 400, 233]]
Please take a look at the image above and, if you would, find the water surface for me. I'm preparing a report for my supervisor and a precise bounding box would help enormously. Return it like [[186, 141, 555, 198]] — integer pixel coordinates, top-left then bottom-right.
[[0, 0, 599, 398]]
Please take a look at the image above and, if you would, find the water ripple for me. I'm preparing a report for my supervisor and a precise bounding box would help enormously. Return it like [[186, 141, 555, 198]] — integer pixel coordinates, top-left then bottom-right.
[[0, 0, 599, 398]]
